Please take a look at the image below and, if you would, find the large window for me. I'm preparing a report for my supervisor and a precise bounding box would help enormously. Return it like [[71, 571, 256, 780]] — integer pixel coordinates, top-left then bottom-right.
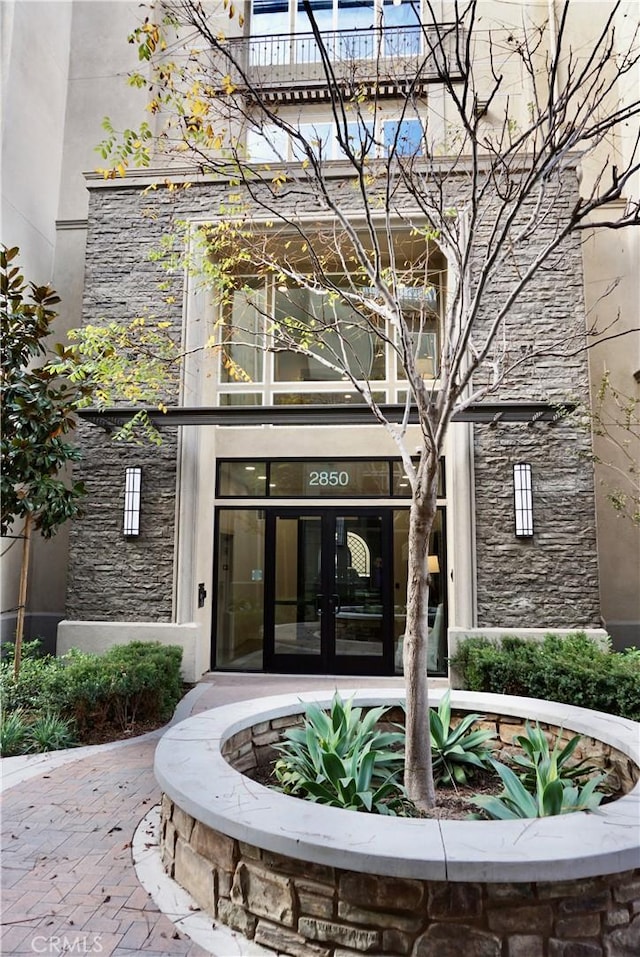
[[215, 235, 445, 406]]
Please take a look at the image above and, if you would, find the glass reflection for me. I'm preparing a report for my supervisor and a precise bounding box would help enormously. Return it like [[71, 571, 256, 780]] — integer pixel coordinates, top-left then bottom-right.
[[215, 510, 266, 669]]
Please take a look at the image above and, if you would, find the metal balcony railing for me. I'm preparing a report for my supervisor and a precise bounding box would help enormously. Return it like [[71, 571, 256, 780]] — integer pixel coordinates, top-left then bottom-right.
[[217, 24, 462, 99]]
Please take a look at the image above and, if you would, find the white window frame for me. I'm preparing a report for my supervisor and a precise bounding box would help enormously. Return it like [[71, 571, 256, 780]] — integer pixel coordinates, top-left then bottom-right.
[[215, 261, 445, 406]]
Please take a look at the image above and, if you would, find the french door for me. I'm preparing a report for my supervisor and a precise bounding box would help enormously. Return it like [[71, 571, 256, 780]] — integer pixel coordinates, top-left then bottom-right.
[[264, 509, 394, 674]]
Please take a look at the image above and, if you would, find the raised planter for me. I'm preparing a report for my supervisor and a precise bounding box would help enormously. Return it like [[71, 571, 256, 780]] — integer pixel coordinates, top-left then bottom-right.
[[155, 690, 640, 956]]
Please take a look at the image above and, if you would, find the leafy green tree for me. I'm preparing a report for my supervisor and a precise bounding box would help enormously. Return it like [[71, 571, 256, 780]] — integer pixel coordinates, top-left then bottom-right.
[[1, 246, 87, 677]]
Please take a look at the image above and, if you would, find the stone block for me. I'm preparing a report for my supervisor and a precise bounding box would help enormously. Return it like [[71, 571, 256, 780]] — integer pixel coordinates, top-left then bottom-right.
[[191, 821, 236, 871], [556, 915, 601, 938], [233, 751, 258, 774], [217, 869, 233, 898], [337, 900, 422, 932], [614, 880, 640, 904], [381, 927, 414, 954], [251, 720, 272, 736], [296, 879, 335, 919], [217, 898, 257, 938], [339, 872, 424, 911], [174, 838, 215, 914], [297, 916, 381, 951], [262, 850, 335, 884], [428, 882, 483, 919], [413, 923, 501, 957], [507, 935, 544, 957], [272, 715, 303, 730], [487, 904, 553, 935], [604, 907, 630, 928], [171, 804, 194, 842], [333, 951, 388, 957], [255, 919, 332, 957], [161, 793, 173, 821], [603, 915, 640, 957], [162, 819, 177, 860], [238, 841, 262, 861], [538, 878, 611, 901], [486, 883, 534, 901], [557, 893, 611, 916], [253, 728, 281, 747], [231, 860, 296, 927], [548, 941, 603, 957]]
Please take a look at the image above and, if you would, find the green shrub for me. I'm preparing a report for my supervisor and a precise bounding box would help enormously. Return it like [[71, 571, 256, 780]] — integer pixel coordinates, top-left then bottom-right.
[[450, 632, 640, 720], [0, 640, 184, 740], [44, 641, 184, 734], [274, 694, 407, 814], [29, 712, 77, 752], [0, 708, 30, 756]]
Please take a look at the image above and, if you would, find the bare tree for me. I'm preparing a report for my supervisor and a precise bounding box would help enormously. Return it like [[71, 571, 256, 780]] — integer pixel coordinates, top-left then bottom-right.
[[99, 0, 640, 809]]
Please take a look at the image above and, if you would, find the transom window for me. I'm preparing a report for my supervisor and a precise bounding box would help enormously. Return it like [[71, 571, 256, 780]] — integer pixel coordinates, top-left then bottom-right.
[[216, 457, 446, 498]]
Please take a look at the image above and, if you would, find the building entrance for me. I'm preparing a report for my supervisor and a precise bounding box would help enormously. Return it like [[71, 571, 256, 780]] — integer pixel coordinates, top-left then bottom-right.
[[265, 509, 393, 674], [212, 457, 447, 674]]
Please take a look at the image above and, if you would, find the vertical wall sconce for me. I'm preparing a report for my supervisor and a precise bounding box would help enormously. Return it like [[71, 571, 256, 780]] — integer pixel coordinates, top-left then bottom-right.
[[513, 463, 534, 537], [123, 467, 142, 536]]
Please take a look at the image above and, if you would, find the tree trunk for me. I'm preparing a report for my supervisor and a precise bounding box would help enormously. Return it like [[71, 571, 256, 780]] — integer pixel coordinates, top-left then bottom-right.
[[13, 512, 33, 680], [403, 456, 439, 811]]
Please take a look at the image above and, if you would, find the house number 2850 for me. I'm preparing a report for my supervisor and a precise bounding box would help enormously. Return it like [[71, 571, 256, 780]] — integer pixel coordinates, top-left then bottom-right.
[[308, 470, 350, 487]]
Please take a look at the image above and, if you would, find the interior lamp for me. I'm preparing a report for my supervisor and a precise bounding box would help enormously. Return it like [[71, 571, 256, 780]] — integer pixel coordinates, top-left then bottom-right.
[[427, 554, 440, 575]]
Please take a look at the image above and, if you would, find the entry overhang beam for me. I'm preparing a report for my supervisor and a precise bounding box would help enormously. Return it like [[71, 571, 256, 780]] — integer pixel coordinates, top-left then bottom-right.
[[78, 402, 575, 430]]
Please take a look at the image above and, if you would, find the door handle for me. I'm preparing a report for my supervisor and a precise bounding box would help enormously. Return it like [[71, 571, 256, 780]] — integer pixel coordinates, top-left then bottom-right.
[[315, 594, 323, 615], [331, 593, 341, 614]]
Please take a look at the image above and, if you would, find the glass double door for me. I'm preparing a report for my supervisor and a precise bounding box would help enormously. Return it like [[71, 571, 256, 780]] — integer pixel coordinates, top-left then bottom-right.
[[264, 509, 393, 674]]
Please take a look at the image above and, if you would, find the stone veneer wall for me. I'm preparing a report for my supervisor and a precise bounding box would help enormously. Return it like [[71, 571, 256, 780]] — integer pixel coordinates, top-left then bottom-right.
[[70, 169, 601, 626], [473, 422, 601, 628], [66, 181, 193, 621], [66, 421, 178, 621], [470, 179, 600, 628], [159, 710, 640, 957]]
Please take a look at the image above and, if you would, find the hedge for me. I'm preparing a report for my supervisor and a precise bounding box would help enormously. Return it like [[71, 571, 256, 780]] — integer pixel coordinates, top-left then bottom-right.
[[1, 640, 184, 736], [450, 632, 640, 721]]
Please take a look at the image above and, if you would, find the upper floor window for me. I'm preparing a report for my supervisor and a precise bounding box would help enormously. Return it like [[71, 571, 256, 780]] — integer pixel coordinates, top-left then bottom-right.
[[247, 115, 425, 162], [251, 0, 420, 36]]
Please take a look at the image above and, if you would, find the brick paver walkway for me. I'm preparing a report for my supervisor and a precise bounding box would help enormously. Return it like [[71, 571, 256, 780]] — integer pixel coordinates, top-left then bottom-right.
[[1, 673, 409, 956], [1, 735, 209, 956]]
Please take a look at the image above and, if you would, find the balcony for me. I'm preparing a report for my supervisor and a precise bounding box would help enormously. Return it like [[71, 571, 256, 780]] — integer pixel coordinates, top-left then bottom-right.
[[217, 24, 463, 102]]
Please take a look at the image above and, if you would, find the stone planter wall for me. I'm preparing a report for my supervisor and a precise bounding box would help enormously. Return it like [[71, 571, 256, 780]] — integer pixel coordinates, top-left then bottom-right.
[[159, 798, 640, 957], [155, 691, 640, 957]]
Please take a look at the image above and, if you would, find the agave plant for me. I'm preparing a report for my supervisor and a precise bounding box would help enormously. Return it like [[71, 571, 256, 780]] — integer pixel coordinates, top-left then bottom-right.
[[273, 693, 406, 814], [472, 759, 606, 820], [429, 690, 495, 787], [508, 722, 600, 790]]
